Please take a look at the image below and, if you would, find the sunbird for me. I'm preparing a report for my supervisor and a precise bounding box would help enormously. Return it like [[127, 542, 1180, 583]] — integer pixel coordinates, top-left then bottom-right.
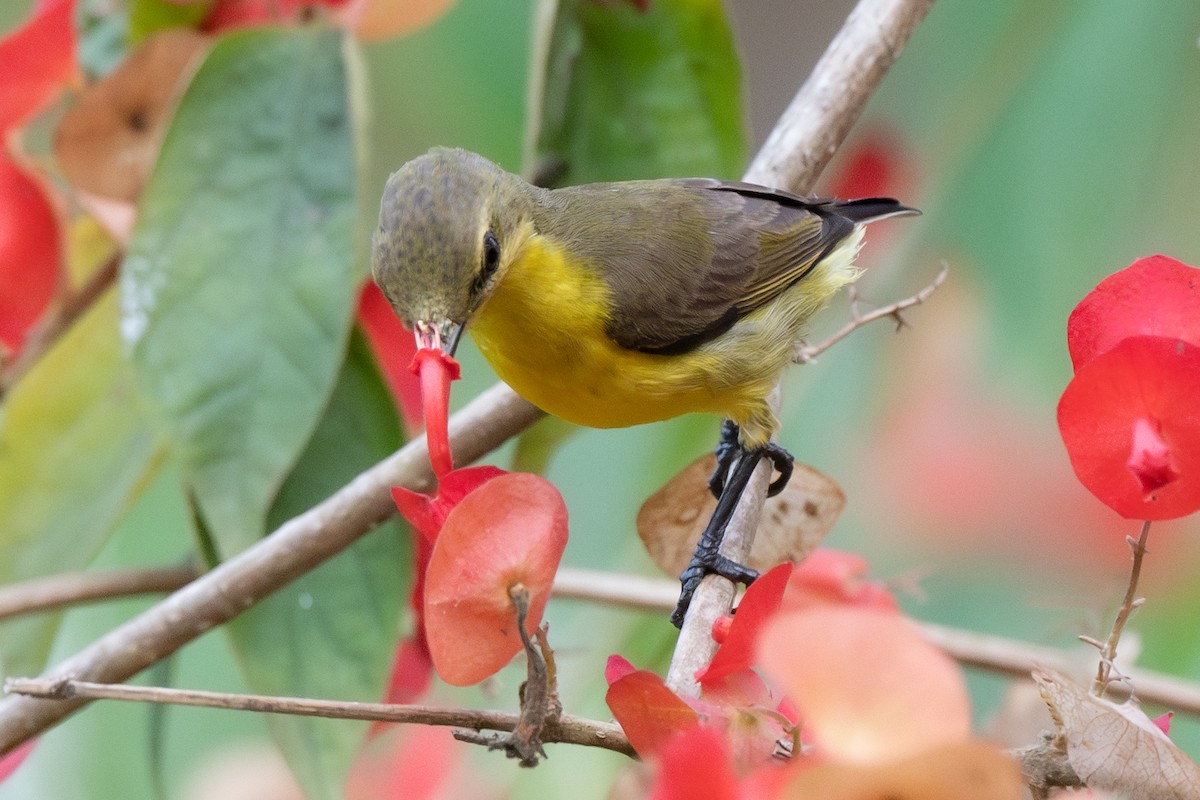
[[372, 147, 916, 625]]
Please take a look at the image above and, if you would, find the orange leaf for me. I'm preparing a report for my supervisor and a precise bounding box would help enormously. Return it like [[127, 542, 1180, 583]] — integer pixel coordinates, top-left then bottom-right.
[[423, 472, 567, 686], [605, 669, 700, 759], [758, 608, 969, 764], [781, 740, 1022, 800]]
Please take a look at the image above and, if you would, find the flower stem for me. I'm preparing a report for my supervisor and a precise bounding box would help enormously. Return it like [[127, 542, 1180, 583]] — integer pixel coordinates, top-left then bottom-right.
[[1091, 519, 1153, 698]]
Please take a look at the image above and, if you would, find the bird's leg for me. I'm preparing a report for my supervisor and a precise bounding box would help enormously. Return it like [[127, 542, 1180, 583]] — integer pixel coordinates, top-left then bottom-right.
[[707, 419, 742, 498], [672, 438, 796, 627], [709, 421, 794, 499]]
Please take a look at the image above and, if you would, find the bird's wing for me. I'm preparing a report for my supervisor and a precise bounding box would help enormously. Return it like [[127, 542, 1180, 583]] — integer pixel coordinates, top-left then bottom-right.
[[546, 179, 881, 355]]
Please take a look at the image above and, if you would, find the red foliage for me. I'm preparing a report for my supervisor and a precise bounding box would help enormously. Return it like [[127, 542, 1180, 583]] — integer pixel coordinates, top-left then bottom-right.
[[0, 153, 61, 354], [697, 562, 792, 685], [422, 472, 568, 686], [357, 281, 422, 434], [0, 0, 77, 134], [605, 668, 700, 758], [1058, 335, 1200, 520], [1067, 255, 1200, 370]]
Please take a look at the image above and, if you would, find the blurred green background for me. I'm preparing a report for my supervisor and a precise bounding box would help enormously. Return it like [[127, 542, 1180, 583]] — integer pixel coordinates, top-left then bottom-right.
[[3, 0, 1200, 797]]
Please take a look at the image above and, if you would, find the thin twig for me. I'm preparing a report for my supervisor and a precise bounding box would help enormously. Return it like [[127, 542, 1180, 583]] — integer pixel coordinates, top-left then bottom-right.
[[2, 677, 633, 758], [0, 563, 198, 622], [0, 252, 120, 398], [665, 0, 936, 699], [553, 567, 1200, 717], [1090, 520, 1153, 698], [794, 264, 948, 364]]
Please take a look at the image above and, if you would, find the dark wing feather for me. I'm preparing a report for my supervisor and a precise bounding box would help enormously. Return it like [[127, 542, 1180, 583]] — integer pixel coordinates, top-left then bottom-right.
[[538, 178, 914, 354]]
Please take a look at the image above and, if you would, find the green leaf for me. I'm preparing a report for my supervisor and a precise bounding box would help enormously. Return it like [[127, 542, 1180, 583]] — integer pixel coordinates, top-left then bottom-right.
[[122, 28, 360, 556], [226, 330, 408, 800], [0, 292, 165, 678], [128, 0, 211, 43], [527, 0, 745, 184]]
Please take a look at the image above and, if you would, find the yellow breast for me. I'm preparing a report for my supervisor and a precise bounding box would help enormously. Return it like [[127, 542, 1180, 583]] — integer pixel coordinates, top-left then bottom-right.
[[467, 232, 791, 441]]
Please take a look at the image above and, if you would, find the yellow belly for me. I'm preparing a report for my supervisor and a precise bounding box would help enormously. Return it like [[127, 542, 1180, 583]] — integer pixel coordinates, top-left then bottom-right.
[[468, 232, 855, 446]]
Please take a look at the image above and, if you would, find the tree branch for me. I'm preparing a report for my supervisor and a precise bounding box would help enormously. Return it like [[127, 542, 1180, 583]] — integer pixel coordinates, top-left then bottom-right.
[[3, 677, 633, 758], [0, 564, 198, 622], [666, 0, 936, 698]]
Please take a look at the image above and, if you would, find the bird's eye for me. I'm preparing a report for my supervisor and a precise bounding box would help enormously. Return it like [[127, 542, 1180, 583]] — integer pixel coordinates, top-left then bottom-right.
[[474, 229, 501, 295], [481, 229, 501, 277]]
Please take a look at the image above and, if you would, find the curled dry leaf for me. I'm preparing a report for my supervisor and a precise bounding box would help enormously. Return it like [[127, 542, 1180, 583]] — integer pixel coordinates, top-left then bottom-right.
[[1033, 668, 1200, 800], [637, 453, 843, 577], [54, 28, 210, 201]]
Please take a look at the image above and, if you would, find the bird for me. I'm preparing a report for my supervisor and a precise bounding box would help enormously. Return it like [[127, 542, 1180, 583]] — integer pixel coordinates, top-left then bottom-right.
[[371, 147, 917, 626]]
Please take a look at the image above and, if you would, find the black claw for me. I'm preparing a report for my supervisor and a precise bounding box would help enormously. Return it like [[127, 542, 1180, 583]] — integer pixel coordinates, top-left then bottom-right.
[[763, 443, 794, 497]]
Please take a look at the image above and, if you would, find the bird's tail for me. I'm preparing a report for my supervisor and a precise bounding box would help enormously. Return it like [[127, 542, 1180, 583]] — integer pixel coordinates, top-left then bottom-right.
[[831, 197, 921, 224]]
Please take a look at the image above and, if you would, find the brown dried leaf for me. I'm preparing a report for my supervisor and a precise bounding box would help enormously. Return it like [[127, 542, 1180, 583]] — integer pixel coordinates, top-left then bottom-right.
[[637, 453, 844, 577], [1034, 668, 1200, 799], [54, 29, 210, 201]]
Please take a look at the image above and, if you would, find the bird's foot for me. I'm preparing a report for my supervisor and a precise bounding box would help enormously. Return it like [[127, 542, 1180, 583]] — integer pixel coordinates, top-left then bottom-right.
[[763, 442, 794, 497], [671, 552, 759, 627], [707, 419, 742, 499]]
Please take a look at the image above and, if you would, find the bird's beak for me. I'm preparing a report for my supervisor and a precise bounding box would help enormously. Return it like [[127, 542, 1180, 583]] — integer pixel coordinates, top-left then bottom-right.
[[414, 318, 464, 356]]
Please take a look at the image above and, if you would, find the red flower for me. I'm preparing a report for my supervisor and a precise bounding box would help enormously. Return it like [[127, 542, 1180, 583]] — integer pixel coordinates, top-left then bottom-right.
[[1067, 254, 1200, 369], [1058, 336, 1200, 520]]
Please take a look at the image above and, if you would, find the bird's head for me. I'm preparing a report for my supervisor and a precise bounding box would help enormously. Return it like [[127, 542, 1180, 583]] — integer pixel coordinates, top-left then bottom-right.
[[371, 147, 530, 355]]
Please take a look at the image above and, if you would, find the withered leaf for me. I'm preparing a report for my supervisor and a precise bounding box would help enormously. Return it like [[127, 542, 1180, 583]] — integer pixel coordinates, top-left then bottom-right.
[[637, 453, 844, 577], [54, 29, 210, 201], [1034, 668, 1200, 799]]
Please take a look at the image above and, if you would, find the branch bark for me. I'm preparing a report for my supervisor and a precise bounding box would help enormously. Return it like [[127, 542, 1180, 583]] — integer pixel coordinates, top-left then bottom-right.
[[665, 0, 936, 697]]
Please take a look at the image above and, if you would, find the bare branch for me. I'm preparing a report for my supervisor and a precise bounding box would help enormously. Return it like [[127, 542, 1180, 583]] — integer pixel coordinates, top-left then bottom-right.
[[1090, 520, 1153, 698], [794, 264, 948, 364], [0, 564, 197, 622], [555, 567, 1200, 718], [666, 0, 936, 698], [3, 677, 633, 759]]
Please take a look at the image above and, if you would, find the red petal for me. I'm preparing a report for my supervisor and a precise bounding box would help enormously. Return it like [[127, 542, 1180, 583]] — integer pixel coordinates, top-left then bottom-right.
[[346, 725, 457, 800], [827, 126, 910, 200], [410, 347, 460, 479], [0, 153, 61, 353], [605, 653, 637, 685], [781, 549, 898, 613], [423, 473, 567, 686], [648, 726, 740, 800], [357, 281, 421, 434], [1068, 255, 1200, 370], [697, 562, 792, 684], [0, 0, 77, 134], [381, 636, 433, 706], [1058, 336, 1200, 520], [605, 669, 700, 759]]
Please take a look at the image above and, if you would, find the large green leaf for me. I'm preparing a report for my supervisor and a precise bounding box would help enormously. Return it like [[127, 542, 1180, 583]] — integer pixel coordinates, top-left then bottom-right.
[[0, 292, 164, 679], [225, 330, 408, 800], [527, 0, 744, 184], [122, 28, 360, 556]]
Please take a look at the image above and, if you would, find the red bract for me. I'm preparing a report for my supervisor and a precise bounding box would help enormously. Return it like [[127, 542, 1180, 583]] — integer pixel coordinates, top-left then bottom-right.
[[698, 562, 792, 685], [423, 472, 568, 686], [1068, 255, 1200, 370], [409, 347, 460, 478], [1058, 336, 1200, 520], [199, 0, 350, 31], [0, 739, 35, 783], [648, 726, 740, 800], [0, 0, 77, 134], [605, 668, 700, 758], [357, 281, 422, 434], [0, 153, 61, 354]]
